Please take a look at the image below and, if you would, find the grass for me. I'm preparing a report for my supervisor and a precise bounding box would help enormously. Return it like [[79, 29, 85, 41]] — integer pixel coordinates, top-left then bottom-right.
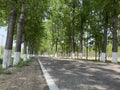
[[0, 58, 33, 75], [15, 59, 32, 68], [118, 62, 120, 64], [0, 65, 12, 75]]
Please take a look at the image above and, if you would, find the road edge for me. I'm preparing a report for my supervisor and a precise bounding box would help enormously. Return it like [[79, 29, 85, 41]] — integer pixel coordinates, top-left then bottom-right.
[[37, 58, 59, 90]]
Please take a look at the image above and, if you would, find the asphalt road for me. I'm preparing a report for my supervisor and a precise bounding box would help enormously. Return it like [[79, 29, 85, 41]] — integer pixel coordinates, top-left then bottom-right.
[[40, 57, 120, 90]]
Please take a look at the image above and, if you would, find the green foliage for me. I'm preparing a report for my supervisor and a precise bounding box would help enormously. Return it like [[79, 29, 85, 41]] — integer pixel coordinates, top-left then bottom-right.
[[0, 58, 2, 64], [15, 59, 32, 68], [39, 0, 120, 60], [0, 58, 32, 74], [0, 64, 12, 75], [22, 0, 49, 54], [1, 0, 120, 60]]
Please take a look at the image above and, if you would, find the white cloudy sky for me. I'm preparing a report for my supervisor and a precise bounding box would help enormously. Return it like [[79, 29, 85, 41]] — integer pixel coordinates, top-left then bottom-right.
[[0, 26, 7, 46]]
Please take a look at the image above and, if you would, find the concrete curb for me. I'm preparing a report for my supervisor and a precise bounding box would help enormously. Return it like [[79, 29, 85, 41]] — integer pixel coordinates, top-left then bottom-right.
[[37, 59, 59, 90]]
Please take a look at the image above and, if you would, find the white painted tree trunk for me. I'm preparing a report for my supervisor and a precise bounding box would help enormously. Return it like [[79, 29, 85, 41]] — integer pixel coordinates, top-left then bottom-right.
[[55, 53, 57, 57], [27, 54, 30, 59], [13, 52, 20, 65], [72, 53, 75, 59], [23, 54, 27, 61], [79, 53, 82, 59], [112, 52, 118, 63], [2, 49, 12, 69], [100, 53, 106, 62], [32, 54, 34, 57]]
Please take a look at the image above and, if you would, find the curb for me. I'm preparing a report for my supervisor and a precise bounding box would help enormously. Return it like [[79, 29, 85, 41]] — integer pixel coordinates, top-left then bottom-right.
[[37, 59, 59, 90]]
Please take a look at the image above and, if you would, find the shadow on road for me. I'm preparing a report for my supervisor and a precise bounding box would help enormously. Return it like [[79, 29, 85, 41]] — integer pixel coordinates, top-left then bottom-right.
[[40, 57, 120, 90]]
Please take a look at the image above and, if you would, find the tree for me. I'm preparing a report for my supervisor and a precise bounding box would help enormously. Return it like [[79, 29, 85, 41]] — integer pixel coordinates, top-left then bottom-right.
[[111, 0, 119, 63], [13, 0, 26, 65], [2, 1, 17, 69]]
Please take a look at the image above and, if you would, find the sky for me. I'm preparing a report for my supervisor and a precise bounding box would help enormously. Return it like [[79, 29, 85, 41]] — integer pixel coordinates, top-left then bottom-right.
[[0, 26, 24, 51], [0, 26, 7, 46]]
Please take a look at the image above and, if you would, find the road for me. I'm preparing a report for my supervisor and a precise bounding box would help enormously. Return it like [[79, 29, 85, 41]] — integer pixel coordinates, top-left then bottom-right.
[[40, 57, 120, 90]]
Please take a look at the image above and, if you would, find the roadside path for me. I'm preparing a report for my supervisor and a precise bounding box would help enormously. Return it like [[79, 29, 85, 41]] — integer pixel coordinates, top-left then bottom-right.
[[40, 57, 120, 90], [0, 60, 49, 90]]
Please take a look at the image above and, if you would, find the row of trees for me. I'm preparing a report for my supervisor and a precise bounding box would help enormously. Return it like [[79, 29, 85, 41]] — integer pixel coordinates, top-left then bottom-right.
[[0, 0, 48, 69], [41, 0, 120, 62], [0, 0, 120, 69]]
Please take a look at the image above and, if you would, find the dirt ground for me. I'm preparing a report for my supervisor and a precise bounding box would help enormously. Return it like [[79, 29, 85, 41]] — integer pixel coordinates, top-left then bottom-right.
[[0, 60, 49, 90]]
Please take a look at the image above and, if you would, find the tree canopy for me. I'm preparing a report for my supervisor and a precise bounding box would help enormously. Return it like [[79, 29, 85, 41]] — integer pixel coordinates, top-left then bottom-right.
[[0, 0, 120, 63]]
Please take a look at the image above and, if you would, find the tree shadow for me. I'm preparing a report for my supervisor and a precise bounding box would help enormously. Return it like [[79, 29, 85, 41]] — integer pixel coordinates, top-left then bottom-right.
[[40, 57, 120, 90]]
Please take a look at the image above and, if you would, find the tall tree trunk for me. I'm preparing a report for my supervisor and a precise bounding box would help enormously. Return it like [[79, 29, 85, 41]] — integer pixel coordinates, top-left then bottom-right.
[[28, 43, 30, 54], [98, 49, 101, 60], [112, 0, 118, 63], [71, 1, 75, 58], [79, 0, 84, 59], [23, 33, 27, 61], [100, 12, 108, 62], [95, 49, 97, 60], [86, 33, 88, 60], [27, 42, 31, 59], [13, 1, 26, 65], [55, 38, 58, 57], [95, 38, 97, 60], [51, 23, 54, 54], [2, 6, 17, 69], [79, 21, 83, 59]]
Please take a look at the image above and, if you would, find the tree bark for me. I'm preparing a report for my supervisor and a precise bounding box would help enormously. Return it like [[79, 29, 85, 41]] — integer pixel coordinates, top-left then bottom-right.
[[86, 33, 88, 60], [55, 38, 58, 57], [95, 40, 97, 60], [23, 33, 27, 61], [2, 6, 17, 69], [79, 19, 83, 59], [13, 1, 26, 65], [100, 12, 108, 62], [71, 1, 75, 58], [112, 0, 118, 63], [79, 0, 84, 59]]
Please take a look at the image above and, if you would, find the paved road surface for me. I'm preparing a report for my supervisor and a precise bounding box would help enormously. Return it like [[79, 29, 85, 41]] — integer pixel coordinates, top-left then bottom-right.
[[40, 57, 120, 90]]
